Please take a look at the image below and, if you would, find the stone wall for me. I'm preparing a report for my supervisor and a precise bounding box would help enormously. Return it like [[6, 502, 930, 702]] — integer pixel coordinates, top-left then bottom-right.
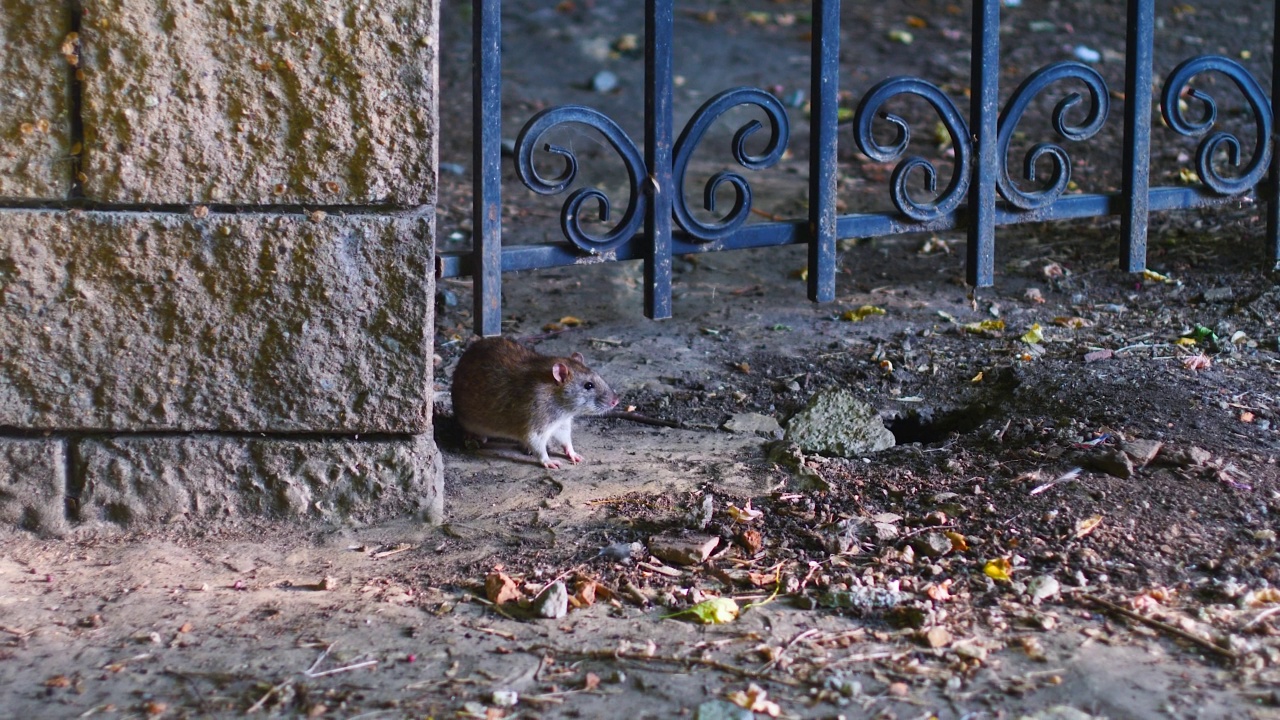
[[0, 0, 443, 534]]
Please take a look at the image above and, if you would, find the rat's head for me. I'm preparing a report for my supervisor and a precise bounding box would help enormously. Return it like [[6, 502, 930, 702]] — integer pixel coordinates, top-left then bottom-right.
[[552, 352, 620, 415]]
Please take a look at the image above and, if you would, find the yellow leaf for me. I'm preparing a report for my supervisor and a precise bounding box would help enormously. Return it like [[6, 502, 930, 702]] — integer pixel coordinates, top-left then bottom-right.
[[840, 305, 886, 322], [1178, 167, 1199, 184], [1074, 514, 1104, 539], [983, 558, 1013, 582], [558, 316, 583, 327], [1142, 269, 1175, 284], [1175, 337, 1197, 346], [945, 531, 968, 552], [727, 502, 763, 523], [667, 597, 739, 624], [971, 371, 984, 383], [962, 319, 1005, 334], [1020, 323, 1044, 344]]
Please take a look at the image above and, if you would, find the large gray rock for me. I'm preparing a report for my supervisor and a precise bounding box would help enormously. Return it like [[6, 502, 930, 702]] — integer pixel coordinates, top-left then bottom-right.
[[0, 0, 73, 199], [0, 209, 434, 433], [73, 434, 443, 528], [0, 439, 68, 535], [78, 0, 438, 206], [785, 388, 896, 458]]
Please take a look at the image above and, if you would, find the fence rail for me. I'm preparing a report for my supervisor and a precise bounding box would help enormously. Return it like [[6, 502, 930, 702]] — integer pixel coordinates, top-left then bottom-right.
[[438, 0, 1280, 338]]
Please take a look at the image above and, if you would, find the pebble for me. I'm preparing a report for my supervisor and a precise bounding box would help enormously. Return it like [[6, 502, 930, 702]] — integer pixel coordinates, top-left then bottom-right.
[[590, 70, 619, 93], [532, 581, 569, 619], [1073, 45, 1102, 63]]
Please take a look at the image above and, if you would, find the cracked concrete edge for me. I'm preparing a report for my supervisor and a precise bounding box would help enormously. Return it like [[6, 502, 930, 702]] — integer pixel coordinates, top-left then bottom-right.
[[1, 433, 444, 536]]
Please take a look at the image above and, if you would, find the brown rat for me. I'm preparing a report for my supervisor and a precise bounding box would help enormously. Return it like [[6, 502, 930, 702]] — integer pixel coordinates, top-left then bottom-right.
[[451, 336, 620, 469]]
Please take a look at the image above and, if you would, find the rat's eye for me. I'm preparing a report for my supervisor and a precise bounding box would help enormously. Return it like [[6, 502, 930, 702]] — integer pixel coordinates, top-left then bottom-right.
[[584, 381, 595, 390]]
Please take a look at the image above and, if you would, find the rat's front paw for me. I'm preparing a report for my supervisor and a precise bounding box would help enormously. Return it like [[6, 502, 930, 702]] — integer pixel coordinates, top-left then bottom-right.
[[542, 459, 563, 469], [568, 451, 584, 464]]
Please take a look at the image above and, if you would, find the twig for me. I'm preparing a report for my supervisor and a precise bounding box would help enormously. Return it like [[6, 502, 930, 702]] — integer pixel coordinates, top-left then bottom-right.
[[528, 646, 803, 686], [306, 660, 377, 678], [246, 680, 292, 714], [370, 544, 414, 559], [306, 645, 334, 675], [599, 410, 684, 429], [758, 628, 821, 673], [620, 581, 649, 607], [1080, 595, 1238, 660], [1243, 605, 1280, 631], [0, 625, 30, 637], [823, 650, 898, 668]]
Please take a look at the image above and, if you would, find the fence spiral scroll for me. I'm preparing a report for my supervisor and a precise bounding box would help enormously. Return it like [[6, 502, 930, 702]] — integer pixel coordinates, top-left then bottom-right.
[[1160, 55, 1273, 196], [853, 77, 972, 222], [514, 105, 648, 254], [996, 62, 1110, 210], [670, 88, 790, 242]]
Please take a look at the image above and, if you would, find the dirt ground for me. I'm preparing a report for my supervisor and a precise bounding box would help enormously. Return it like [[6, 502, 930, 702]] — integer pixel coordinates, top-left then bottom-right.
[[5, 1, 1280, 718]]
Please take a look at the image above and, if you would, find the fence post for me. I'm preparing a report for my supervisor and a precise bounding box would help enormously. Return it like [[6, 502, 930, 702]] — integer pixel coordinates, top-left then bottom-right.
[[1120, 0, 1154, 273], [966, 0, 999, 287], [472, 0, 503, 336], [807, 0, 839, 303], [1269, 0, 1280, 266], [645, 0, 674, 320]]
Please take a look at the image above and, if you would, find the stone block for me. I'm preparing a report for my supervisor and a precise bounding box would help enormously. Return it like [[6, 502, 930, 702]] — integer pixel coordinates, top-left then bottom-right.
[[0, 0, 74, 199], [78, 0, 438, 206], [0, 438, 68, 535], [0, 209, 434, 433], [72, 434, 443, 528]]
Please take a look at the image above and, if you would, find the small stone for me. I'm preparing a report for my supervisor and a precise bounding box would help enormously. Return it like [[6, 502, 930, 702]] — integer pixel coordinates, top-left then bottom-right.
[[1027, 574, 1061, 604], [695, 700, 754, 720], [920, 626, 952, 648], [1121, 439, 1163, 467], [590, 70, 619, 93], [1160, 445, 1213, 467], [1201, 287, 1235, 303], [785, 388, 896, 458], [1086, 449, 1133, 479], [912, 531, 953, 558], [1072, 45, 1101, 63], [491, 690, 518, 707], [721, 412, 783, 439], [531, 581, 569, 620], [649, 534, 720, 566]]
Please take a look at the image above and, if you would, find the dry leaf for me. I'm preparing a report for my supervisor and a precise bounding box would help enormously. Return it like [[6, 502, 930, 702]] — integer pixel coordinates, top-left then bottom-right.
[[485, 571, 522, 605], [1074, 514, 1104, 539]]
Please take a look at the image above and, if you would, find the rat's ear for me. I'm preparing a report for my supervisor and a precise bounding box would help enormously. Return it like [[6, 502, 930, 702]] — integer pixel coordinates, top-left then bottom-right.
[[571, 352, 585, 364], [552, 362, 571, 384]]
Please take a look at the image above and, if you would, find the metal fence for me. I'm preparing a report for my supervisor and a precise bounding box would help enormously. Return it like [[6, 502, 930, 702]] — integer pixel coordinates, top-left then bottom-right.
[[438, 0, 1279, 338]]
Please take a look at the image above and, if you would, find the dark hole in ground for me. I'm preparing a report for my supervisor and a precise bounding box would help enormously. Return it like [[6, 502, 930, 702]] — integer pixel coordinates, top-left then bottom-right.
[[888, 404, 997, 445]]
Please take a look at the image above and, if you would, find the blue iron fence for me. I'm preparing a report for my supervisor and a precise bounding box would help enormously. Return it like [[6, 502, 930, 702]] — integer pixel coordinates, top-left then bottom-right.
[[437, 0, 1279, 338]]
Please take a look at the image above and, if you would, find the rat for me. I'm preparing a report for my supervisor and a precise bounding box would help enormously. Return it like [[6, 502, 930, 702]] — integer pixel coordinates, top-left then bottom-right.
[[451, 336, 620, 469]]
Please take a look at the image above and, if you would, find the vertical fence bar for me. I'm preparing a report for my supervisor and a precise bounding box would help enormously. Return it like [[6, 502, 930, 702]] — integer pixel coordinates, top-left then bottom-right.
[[1269, 0, 1280, 265], [966, 0, 999, 287], [472, 0, 503, 336], [644, 0, 674, 320], [1120, 0, 1155, 273], [807, 0, 839, 303]]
